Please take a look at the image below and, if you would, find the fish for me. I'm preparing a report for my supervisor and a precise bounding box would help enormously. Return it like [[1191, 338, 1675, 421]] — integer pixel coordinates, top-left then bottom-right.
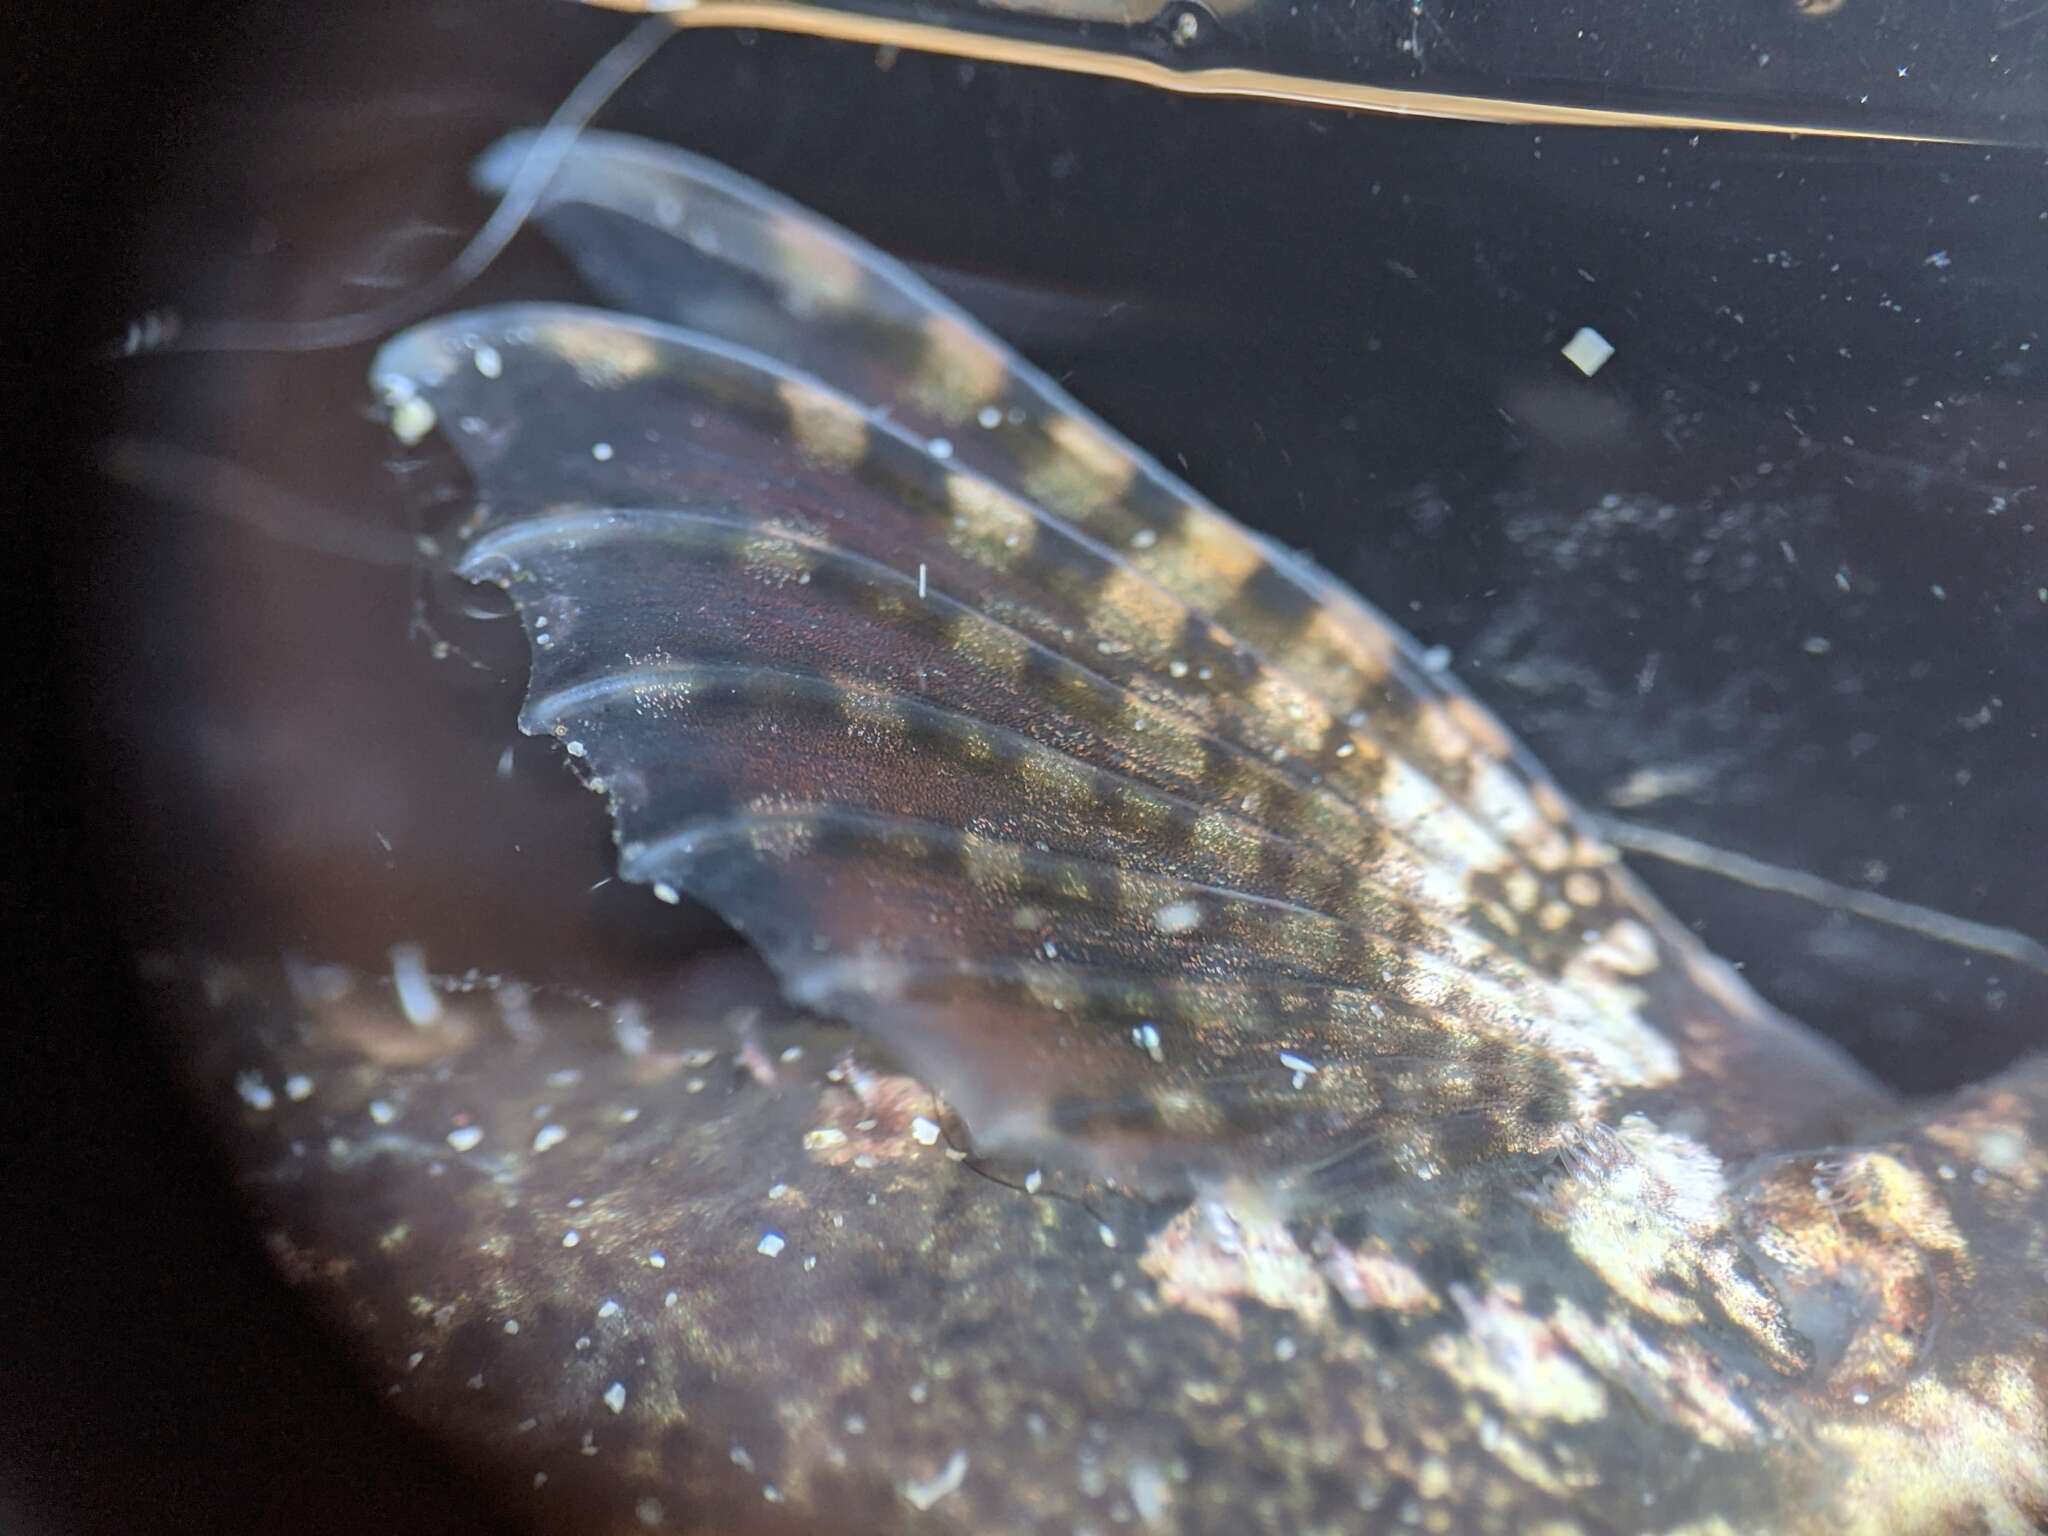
[[370, 129, 1891, 1202], [135, 111, 2048, 1536]]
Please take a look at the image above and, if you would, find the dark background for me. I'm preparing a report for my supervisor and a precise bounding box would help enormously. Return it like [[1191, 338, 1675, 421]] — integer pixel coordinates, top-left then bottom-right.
[[17, 0, 2046, 1530]]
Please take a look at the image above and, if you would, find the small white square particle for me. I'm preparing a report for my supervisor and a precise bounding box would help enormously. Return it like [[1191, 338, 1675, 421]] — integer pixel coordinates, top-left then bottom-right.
[[1562, 326, 1616, 377], [757, 1232, 787, 1257]]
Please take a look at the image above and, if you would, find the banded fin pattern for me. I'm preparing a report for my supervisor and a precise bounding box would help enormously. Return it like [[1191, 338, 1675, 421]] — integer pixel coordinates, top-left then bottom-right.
[[371, 134, 1886, 1191]]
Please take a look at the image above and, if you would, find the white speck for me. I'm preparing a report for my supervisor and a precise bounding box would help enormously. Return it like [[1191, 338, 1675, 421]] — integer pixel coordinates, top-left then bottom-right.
[[534, 1472, 549, 1491], [1152, 900, 1202, 935], [1274, 1335, 1298, 1361], [1131, 527, 1159, 550], [900, 1450, 970, 1512], [647, 1250, 667, 1269], [1562, 325, 1616, 376], [928, 437, 952, 459], [768, 1182, 790, 1199], [1421, 644, 1453, 673], [634, 1495, 664, 1526], [1099, 1222, 1119, 1249], [446, 1124, 484, 1153], [1132, 1022, 1165, 1063], [235, 1072, 276, 1112], [729, 1445, 755, 1472], [562, 1228, 582, 1248], [533, 1123, 567, 1153], [283, 1073, 314, 1102], [1279, 1051, 1319, 1075], [803, 1126, 848, 1151], [1925, 250, 1952, 268], [389, 395, 437, 446], [1025, 1169, 1043, 1194], [368, 1099, 397, 1126], [591, 441, 614, 461], [917, 562, 928, 599], [472, 344, 503, 379], [612, 1004, 652, 1058], [388, 943, 442, 1026], [497, 747, 516, 778], [1167, 658, 1188, 679], [1128, 1461, 1170, 1526], [757, 1232, 787, 1257], [603, 1382, 628, 1414], [1851, 1390, 1871, 1405], [977, 405, 1002, 429], [652, 882, 680, 905], [597, 1299, 622, 1320], [405, 1351, 425, 1372], [663, 1291, 678, 1308], [503, 1319, 520, 1335], [844, 1413, 867, 1435], [779, 1045, 803, 1063], [911, 1116, 942, 1147], [803, 1254, 818, 1271]]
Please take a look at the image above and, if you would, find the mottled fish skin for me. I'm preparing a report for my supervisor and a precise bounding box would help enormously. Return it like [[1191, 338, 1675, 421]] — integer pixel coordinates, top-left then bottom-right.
[[157, 952, 2048, 1535], [374, 131, 1883, 1195]]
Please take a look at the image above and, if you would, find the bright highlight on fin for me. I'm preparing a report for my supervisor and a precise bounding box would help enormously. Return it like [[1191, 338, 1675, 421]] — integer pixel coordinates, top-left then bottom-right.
[[372, 132, 1888, 1194]]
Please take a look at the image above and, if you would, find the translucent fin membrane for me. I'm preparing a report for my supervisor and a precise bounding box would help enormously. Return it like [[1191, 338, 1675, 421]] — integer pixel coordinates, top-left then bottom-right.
[[373, 137, 1887, 1191]]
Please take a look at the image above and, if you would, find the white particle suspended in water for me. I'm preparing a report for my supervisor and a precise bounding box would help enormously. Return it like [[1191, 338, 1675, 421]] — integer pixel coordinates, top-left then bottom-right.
[[1562, 325, 1616, 376], [1279, 1052, 1318, 1075], [1024, 1169, 1043, 1194], [928, 437, 952, 459], [634, 1496, 664, 1527], [910, 1116, 941, 1147], [900, 1450, 970, 1512], [612, 1004, 652, 1057], [368, 1099, 397, 1126], [503, 1319, 520, 1335], [597, 1299, 622, 1320], [446, 1124, 484, 1153], [389, 394, 437, 447], [532, 1123, 567, 1153], [1152, 900, 1202, 935], [1099, 1222, 1119, 1248], [388, 943, 442, 1026], [976, 405, 1002, 429], [1132, 1022, 1165, 1063], [757, 1232, 787, 1257], [234, 1071, 275, 1112], [603, 1382, 628, 1414], [283, 1073, 314, 1102], [591, 441, 614, 461], [647, 1251, 667, 1269], [562, 1228, 582, 1248], [472, 343, 503, 379], [652, 882, 680, 905]]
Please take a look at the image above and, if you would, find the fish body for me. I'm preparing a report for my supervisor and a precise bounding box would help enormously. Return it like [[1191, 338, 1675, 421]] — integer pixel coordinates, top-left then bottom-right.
[[145, 124, 2048, 1536]]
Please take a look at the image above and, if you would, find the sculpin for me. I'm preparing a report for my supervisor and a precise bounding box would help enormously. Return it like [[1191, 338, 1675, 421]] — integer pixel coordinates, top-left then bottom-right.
[[155, 129, 2046, 1533]]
